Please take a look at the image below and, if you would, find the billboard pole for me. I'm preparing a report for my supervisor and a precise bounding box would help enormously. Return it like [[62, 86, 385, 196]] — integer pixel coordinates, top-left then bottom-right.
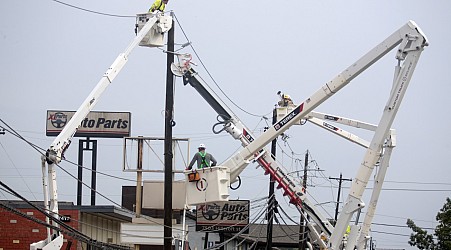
[[76, 137, 98, 206], [203, 232, 209, 249], [77, 140, 84, 206], [90, 138, 97, 205]]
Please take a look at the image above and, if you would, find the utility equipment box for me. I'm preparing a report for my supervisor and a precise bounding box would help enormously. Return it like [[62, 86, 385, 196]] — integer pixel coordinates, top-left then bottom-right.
[[184, 166, 230, 205], [136, 13, 172, 47]]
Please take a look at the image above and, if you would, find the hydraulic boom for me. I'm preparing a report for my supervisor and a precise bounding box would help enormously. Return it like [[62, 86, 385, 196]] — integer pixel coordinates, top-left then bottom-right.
[[175, 20, 427, 249], [33, 13, 172, 250]]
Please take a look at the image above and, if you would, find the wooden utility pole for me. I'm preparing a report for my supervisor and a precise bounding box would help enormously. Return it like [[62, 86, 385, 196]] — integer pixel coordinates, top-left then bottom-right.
[[266, 108, 277, 250], [329, 173, 352, 224], [135, 137, 143, 250], [164, 12, 175, 250], [299, 151, 309, 250]]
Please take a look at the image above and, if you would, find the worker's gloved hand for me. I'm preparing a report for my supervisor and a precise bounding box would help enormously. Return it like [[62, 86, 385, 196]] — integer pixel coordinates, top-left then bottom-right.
[[211, 163, 216, 167], [185, 167, 191, 170]]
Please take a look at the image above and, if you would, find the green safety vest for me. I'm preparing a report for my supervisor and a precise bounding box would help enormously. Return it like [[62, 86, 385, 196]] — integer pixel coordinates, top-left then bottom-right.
[[149, 0, 166, 12], [199, 151, 209, 169]]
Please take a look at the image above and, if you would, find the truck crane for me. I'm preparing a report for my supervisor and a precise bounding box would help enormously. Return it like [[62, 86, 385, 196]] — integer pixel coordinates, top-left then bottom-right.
[[175, 20, 428, 249], [172, 55, 335, 241], [31, 12, 172, 250]]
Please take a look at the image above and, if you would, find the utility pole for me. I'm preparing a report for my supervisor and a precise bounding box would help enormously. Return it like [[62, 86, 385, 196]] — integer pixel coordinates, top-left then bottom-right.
[[329, 173, 352, 224], [134, 137, 143, 250], [299, 151, 309, 250], [266, 108, 277, 250], [164, 12, 175, 250]]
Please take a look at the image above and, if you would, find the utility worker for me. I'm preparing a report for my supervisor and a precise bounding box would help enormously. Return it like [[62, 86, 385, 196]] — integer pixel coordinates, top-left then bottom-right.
[[344, 225, 351, 238], [277, 90, 294, 107], [148, 0, 168, 13], [186, 144, 217, 170]]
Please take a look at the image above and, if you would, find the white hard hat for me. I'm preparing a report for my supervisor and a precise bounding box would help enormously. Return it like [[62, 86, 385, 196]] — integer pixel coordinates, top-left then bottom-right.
[[198, 143, 206, 149]]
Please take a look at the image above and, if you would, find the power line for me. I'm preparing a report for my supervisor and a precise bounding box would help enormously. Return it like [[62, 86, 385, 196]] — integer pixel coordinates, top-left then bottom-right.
[[313, 185, 451, 192], [50, 0, 134, 18], [205, 197, 270, 250], [372, 222, 435, 231], [0, 140, 38, 200], [0, 120, 187, 231], [0, 123, 137, 183], [382, 180, 451, 186], [371, 230, 411, 237], [0, 181, 131, 249], [0, 202, 132, 249], [173, 13, 271, 119]]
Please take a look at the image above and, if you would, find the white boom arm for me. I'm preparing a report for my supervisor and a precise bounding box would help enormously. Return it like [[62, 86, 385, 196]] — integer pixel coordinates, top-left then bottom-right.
[[175, 20, 427, 249], [173, 64, 335, 235], [296, 111, 396, 248], [329, 21, 427, 249], [352, 135, 395, 250], [218, 21, 426, 249], [34, 14, 170, 249], [46, 16, 159, 164]]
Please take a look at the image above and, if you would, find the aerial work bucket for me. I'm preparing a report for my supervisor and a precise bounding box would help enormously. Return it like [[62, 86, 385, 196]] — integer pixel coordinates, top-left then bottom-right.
[[184, 166, 230, 206], [136, 13, 172, 47]]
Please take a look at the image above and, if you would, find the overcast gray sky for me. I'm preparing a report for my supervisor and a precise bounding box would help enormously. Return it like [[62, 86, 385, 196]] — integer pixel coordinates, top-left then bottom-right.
[[1, 0, 451, 249]]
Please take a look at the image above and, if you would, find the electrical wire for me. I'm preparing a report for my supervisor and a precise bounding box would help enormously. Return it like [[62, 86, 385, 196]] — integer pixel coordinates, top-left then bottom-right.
[[6, 115, 277, 237], [312, 184, 451, 192], [371, 230, 410, 237], [64, 158, 136, 182], [0, 185, 176, 242], [195, 195, 272, 233], [274, 212, 308, 242], [176, 140, 188, 166], [0, 181, 131, 249], [371, 222, 435, 230], [173, 14, 271, 119], [0, 188, 146, 240], [0, 120, 186, 232], [50, 0, 134, 18], [0, 140, 38, 200], [3, 118, 276, 235], [1, 123, 136, 183], [144, 139, 165, 166], [205, 197, 271, 250]]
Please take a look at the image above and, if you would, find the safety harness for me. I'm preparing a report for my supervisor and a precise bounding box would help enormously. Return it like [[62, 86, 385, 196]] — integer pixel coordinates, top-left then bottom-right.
[[199, 151, 209, 169]]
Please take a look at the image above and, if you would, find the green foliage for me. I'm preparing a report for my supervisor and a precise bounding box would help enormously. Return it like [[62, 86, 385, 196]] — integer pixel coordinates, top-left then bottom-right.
[[435, 197, 451, 250], [407, 218, 435, 249], [407, 197, 451, 250]]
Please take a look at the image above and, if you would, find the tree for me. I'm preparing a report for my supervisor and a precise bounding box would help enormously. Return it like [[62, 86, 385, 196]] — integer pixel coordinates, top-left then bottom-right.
[[407, 197, 451, 250]]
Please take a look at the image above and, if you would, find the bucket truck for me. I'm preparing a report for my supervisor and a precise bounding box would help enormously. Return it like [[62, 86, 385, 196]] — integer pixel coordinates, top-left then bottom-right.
[[174, 20, 428, 249], [32, 12, 172, 250]]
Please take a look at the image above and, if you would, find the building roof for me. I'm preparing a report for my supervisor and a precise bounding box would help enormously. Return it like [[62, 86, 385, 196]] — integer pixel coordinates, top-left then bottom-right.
[[0, 200, 135, 222], [0, 200, 76, 209], [79, 205, 134, 222]]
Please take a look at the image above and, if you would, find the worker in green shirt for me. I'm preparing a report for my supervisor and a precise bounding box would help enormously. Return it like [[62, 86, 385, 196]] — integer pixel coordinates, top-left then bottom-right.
[[149, 0, 168, 13], [186, 144, 218, 170]]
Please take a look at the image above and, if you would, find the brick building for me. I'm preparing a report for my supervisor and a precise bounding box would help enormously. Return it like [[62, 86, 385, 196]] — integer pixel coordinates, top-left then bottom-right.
[[0, 200, 79, 250], [0, 200, 135, 249]]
